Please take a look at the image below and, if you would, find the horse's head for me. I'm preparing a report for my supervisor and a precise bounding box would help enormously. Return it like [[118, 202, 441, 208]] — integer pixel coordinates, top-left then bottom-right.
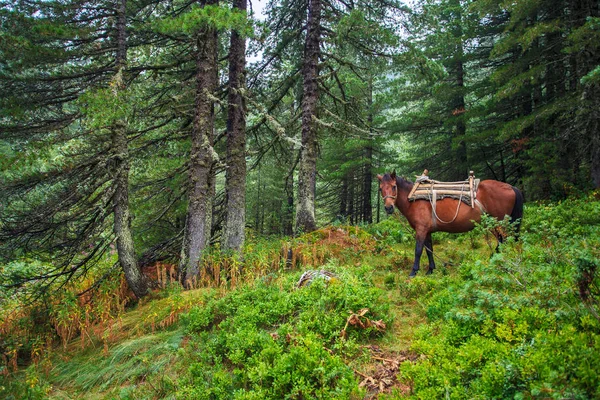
[[377, 172, 398, 215]]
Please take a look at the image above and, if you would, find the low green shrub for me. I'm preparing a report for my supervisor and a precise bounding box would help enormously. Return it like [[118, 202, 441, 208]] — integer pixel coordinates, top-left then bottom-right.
[[366, 217, 411, 251], [178, 264, 388, 399]]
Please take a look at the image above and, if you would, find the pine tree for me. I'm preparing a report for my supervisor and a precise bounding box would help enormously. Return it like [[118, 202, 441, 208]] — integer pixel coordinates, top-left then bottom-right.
[[179, 0, 220, 285], [223, 0, 248, 255], [0, 0, 151, 296]]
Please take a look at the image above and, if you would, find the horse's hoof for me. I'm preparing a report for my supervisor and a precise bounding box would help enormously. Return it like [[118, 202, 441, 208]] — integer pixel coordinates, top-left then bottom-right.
[[409, 270, 418, 278], [426, 269, 434, 275]]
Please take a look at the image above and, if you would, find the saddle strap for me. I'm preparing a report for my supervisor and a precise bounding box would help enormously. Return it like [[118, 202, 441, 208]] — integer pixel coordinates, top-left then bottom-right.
[[474, 199, 486, 214]]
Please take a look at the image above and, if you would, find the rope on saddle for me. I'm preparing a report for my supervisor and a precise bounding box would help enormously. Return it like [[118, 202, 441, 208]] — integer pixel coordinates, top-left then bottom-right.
[[428, 184, 465, 224]]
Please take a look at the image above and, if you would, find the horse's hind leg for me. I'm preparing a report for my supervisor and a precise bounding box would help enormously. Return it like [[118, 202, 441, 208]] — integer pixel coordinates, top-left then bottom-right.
[[493, 227, 504, 253], [425, 233, 435, 275]]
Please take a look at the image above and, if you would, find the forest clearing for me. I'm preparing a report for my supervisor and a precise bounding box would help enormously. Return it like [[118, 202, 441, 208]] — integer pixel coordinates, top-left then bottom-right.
[[1, 0, 600, 398]]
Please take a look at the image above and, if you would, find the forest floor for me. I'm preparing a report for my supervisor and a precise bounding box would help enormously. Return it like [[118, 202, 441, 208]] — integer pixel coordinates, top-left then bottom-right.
[[3, 194, 600, 399], [9, 227, 448, 399]]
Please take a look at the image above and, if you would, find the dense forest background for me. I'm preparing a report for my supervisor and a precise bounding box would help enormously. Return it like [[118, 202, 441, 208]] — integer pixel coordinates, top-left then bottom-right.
[[1, 0, 600, 398]]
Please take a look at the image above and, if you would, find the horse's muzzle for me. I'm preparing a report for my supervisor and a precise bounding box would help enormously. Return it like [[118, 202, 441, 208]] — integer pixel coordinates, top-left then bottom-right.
[[385, 205, 394, 214]]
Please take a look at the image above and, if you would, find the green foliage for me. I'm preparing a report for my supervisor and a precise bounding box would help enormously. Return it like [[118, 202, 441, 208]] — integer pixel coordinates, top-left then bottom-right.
[[580, 65, 600, 86], [399, 196, 600, 399], [178, 266, 388, 398], [0, 255, 126, 380], [78, 84, 134, 128], [0, 369, 50, 400], [365, 217, 411, 249], [153, 4, 253, 36]]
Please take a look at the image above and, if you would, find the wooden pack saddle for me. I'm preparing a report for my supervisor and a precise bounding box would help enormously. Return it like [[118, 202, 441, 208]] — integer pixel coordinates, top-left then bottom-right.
[[408, 169, 480, 208]]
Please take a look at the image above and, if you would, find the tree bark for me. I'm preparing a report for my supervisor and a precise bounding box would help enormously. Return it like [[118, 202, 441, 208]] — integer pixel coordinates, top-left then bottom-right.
[[295, 0, 321, 234], [449, 0, 467, 181], [362, 79, 374, 224], [112, 0, 149, 298], [453, 56, 467, 180], [339, 175, 348, 221], [347, 176, 355, 225], [283, 147, 295, 236], [362, 144, 373, 224], [223, 0, 247, 256], [255, 166, 261, 234], [180, 0, 218, 286], [112, 121, 149, 298], [590, 99, 600, 187]]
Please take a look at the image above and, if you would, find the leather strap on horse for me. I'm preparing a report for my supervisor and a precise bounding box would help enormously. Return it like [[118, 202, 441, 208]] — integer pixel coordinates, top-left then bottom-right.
[[429, 186, 465, 224]]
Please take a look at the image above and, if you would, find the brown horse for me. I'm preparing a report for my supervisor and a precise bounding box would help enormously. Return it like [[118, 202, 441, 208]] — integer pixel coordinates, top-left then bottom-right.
[[377, 172, 524, 277]]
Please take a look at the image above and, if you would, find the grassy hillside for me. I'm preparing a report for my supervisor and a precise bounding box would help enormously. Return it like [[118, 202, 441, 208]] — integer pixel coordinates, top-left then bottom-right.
[[2, 194, 600, 399]]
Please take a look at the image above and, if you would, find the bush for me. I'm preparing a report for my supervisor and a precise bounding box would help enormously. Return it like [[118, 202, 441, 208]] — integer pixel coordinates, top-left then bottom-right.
[[178, 265, 388, 398], [365, 218, 411, 251]]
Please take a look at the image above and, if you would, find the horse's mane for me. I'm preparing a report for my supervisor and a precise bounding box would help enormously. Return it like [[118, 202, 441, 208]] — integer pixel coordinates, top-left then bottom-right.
[[383, 173, 413, 190]]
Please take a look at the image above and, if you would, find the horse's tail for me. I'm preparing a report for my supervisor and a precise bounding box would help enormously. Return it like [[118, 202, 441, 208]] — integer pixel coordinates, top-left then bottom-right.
[[510, 186, 524, 238]]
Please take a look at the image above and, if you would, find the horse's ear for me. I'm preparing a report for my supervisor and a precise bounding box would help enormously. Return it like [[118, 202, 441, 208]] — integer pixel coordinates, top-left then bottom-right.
[[376, 174, 383, 182], [391, 171, 396, 179]]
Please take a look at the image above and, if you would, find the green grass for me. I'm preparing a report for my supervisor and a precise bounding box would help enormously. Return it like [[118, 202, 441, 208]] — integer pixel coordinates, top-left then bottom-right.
[[50, 330, 184, 399], [2, 194, 600, 399]]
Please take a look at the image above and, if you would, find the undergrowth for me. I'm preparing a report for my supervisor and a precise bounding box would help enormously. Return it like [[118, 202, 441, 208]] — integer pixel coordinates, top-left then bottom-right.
[[177, 263, 389, 399], [2, 196, 600, 399], [395, 194, 600, 399]]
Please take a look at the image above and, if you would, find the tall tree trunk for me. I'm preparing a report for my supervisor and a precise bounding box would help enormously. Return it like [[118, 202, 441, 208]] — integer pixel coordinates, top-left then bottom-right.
[[223, 0, 247, 255], [453, 56, 467, 180], [255, 165, 261, 234], [362, 144, 373, 223], [347, 176, 355, 225], [579, 0, 600, 187], [283, 156, 295, 235], [295, 0, 321, 234], [339, 175, 348, 221], [376, 182, 380, 223], [112, 0, 149, 298], [449, 0, 467, 180], [362, 79, 374, 224], [112, 122, 149, 298], [589, 92, 600, 187], [180, 0, 218, 286]]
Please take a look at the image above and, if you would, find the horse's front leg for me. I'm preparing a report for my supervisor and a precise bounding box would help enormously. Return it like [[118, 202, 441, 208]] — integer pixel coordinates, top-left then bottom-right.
[[410, 232, 427, 277], [425, 233, 435, 275]]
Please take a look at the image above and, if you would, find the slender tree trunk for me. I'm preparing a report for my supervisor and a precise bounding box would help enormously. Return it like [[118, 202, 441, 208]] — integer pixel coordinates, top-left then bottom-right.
[[296, 0, 321, 234], [111, 0, 149, 298], [283, 162, 295, 236], [362, 79, 374, 224], [453, 56, 467, 180], [339, 175, 348, 221], [590, 96, 600, 187], [362, 145, 373, 223], [376, 183, 380, 223], [223, 0, 247, 255], [112, 122, 149, 298], [450, 0, 467, 181], [255, 166, 261, 233], [180, 0, 218, 286], [347, 177, 355, 225]]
